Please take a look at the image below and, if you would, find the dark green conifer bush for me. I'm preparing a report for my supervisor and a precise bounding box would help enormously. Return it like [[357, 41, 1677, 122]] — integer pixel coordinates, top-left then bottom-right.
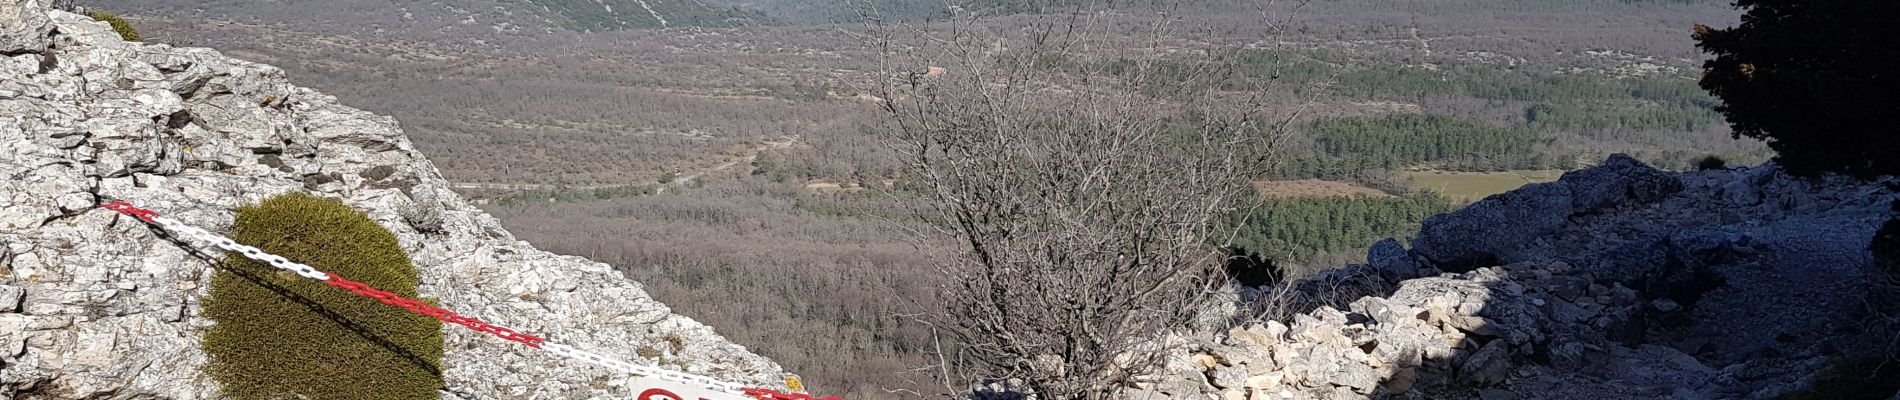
[[1695, 0, 1899, 178], [87, 11, 141, 42], [202, 193, 443, 400]]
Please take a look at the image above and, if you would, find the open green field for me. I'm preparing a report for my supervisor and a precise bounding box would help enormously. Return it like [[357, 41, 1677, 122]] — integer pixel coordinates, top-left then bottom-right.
[[1402, 170, 1566, 203]]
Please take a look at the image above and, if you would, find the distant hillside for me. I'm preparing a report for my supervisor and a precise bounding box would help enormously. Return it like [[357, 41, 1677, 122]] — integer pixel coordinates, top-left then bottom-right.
[[101, 0, 767, 33], [95, 0, 1740, 33], [728, 0, 1735, 24], [723, 0, 948, 24], [521, 0, 768, 30]]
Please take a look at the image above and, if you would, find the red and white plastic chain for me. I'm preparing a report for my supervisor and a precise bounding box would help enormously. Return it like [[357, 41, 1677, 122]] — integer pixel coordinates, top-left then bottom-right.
[[321, 273, 547, 347], [99, 200, 801, 397], [102, 200, 544, 347], [743, 388, 845, 400]]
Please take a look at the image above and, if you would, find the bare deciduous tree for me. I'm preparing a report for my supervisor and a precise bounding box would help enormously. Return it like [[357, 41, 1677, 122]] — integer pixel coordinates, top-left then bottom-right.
[[858, 5, 1300, 399]]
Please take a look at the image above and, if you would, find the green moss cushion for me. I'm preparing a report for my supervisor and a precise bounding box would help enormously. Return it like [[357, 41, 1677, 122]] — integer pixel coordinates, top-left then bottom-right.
[[202, 193, 444, 400]]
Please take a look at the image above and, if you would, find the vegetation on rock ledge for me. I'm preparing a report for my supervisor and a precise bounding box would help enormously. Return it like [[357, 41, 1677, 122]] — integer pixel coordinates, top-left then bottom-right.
[[86, 11, 139, 42], [202, 193, 443, 400]]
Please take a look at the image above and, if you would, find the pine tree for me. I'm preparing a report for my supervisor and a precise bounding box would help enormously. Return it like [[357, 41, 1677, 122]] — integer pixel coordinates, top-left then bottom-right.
[[1694, 0, 1900, 178]]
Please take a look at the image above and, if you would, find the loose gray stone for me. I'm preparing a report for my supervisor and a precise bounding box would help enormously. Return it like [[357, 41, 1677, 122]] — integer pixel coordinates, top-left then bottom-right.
[[1651, 298, 1681, 313], [0, 285, 21, 313], [1368, 238, 1417, 282], [1458, 340, 1511, 387]]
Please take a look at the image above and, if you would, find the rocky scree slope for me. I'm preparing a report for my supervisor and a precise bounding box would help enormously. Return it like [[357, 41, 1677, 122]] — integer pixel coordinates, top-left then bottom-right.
[[1140, 155, 1900, 399], [0, 2, 784, 398]]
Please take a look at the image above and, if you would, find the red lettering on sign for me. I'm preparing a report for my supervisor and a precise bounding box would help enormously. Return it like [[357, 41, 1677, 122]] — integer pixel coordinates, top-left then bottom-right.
[[639, 388, 683, 400], [637, 387, 717, 400]]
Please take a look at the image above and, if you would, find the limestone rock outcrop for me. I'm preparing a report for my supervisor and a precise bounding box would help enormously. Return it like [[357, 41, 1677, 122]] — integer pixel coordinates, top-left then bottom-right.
[[1, 3, 783, 398], [1141, 155, 1898, 399]]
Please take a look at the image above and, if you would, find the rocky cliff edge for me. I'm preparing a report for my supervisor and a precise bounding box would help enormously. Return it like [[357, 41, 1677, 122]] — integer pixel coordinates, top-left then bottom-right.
[[1142, 155, 1899, 399], [1, 2, 784, 398]]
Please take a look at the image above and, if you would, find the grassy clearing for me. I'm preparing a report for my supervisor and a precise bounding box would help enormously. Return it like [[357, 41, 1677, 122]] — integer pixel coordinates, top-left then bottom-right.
[[1402, 170, 1565, 203], [1252, 180, 1393, 198]]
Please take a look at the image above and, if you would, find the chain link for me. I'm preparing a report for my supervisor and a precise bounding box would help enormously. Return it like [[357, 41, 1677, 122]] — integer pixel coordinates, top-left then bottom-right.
[[743, 388, 844, 400], [101, 200, 766, 397], [320, 272, 548, 348], [151, 216, 332, 280], [540, 343, 745, 394]]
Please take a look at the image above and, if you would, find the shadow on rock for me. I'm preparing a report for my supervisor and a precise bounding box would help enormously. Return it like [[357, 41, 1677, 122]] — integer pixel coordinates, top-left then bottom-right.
[[1137, 155, 1900, 399]]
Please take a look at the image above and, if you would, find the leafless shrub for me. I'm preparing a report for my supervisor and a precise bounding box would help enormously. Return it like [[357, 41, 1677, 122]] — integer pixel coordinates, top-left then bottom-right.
[[856, 5, 1303, 399], [1269, 267, 1395, 322]]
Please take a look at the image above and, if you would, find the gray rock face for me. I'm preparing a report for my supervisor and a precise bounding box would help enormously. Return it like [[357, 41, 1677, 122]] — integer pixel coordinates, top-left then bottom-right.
[[1411, 155, 1694, 271], [0, 285, 20, 312], [1367, 238, 1416, 283], [1411, 181, 1573, 270], [1457, 339, 1510, 387], [1562, 154, 1685, 213], [0, 0, 55, 54], [1146, 155, 1898, 399], [1, 5, 783, 399], [1143, 262, 1616, 400], [1421, 157, 1894, 373]]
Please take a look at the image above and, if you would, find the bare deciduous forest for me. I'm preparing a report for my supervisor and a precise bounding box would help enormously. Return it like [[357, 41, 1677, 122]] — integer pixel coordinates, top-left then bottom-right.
[[483, 179, 943, 396], [107, 0, 1770, 396]]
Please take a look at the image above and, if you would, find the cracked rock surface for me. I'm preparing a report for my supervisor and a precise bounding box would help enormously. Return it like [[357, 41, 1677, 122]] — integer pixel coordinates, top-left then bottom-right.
[[1, 3, 784, 398], [1138, 156, 1898, 399]]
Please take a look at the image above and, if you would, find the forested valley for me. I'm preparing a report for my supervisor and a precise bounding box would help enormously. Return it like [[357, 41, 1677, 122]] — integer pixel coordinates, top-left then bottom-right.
[[106, 0, 1771, 396]]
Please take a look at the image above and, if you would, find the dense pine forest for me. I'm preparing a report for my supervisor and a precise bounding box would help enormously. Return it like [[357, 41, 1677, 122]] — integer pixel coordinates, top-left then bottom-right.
[[1221, 193, 1456, 276], [1271, 115, 1562, 179], [1135, 47, 1762, 177]]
